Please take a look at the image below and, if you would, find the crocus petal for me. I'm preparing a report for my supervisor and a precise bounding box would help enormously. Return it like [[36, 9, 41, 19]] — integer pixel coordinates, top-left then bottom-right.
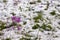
[[11, 16, 16, 20], [15, 17, 20, 22], [17, 26, 21, 30], [11, 16, 21, 23], [12, 26, 15, 30]]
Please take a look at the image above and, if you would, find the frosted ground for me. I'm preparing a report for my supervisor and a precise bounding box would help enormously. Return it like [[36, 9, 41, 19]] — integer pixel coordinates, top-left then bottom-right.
[[0, 0, 60, 40]]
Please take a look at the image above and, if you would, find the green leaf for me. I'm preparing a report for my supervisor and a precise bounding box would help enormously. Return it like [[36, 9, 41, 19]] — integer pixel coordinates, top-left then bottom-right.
[[47, 25, 52, 30], [19, 7, 22, 11], [3, 0, 7, 3], [41, 23, 52, 31], [30, 2, 36, 4], [34, 37, 38, 40], [32, 24, 40, 29], [23, 21, 27, 25], [10, 22, 17, 26], [10, 12, 16, 16], [5, 38, 11, 40], [34, 20, 39, 23], [24, 33, 33, 37], [37, 0, 41, 2], [0, 32, 4, 36], [33, 11, 43, 23], [41, 23, 47, 30], [20, 37, 31, 40], [44, 1, 49, 10], [50, 11, 56, 15], [0, 22, 6, 31]]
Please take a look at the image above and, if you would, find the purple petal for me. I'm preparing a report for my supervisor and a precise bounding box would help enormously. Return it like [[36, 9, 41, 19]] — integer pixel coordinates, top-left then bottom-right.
[[11, 16, 21, 23], [12, 26, 15, 30], [11, 16, 16, 20], [17, 26, 21, 30], [15, 17, 20, 22]]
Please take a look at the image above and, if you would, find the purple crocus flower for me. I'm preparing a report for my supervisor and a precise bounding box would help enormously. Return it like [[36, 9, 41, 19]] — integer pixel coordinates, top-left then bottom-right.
[[11, 16, 21, 30], [11, 16, 21, 23]]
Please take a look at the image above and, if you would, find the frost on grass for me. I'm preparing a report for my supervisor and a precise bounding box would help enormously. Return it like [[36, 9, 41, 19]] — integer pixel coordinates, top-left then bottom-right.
[[0, 0, 60, 40]]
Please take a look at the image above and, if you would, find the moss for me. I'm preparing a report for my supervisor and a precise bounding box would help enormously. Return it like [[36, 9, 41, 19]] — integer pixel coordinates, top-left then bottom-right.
[[50, 11, 56, 15]]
